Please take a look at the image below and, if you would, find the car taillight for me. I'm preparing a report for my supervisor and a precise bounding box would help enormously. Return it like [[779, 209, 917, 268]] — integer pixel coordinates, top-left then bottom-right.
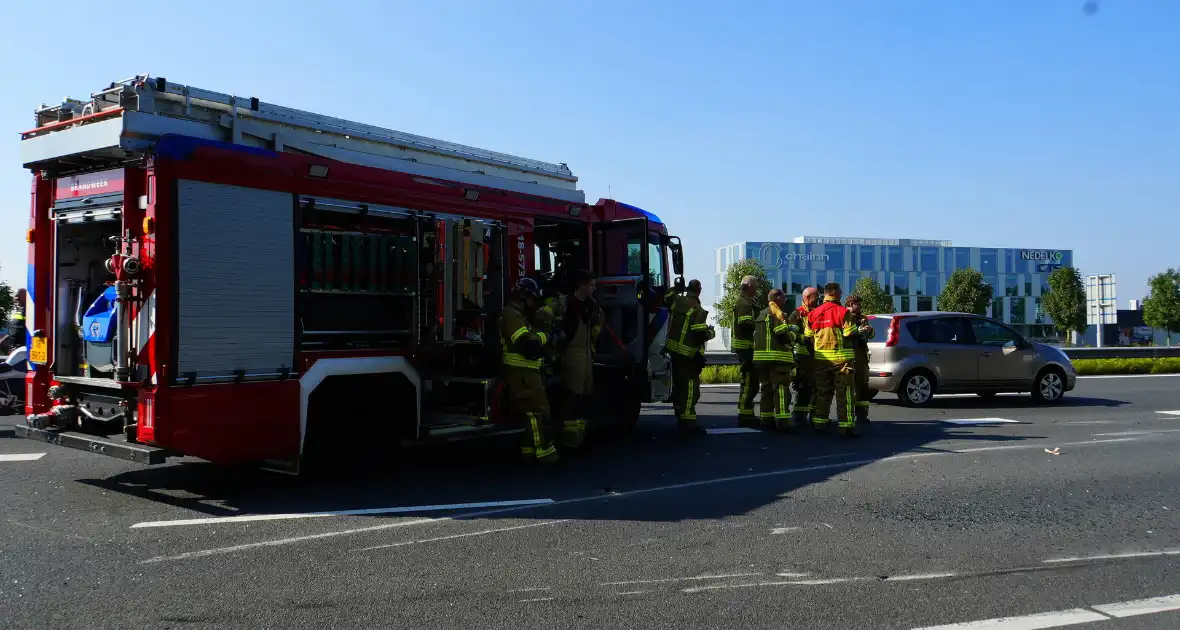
[[885, 318, 901, 346]]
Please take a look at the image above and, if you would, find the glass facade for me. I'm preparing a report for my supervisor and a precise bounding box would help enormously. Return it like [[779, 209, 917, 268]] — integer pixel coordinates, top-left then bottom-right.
[[715, 238, 1075, 340]]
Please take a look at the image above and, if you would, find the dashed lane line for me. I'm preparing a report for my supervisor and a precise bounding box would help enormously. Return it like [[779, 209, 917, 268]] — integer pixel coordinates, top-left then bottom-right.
[[0, 453, 46, 462], [911, 593, 1180, 629], [1156, 410, 1180, 416], [130, 499, 555, 529]]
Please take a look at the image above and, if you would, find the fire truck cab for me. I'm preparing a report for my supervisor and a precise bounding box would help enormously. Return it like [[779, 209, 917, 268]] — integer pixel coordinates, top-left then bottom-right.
[[16, 75, 684, 474]]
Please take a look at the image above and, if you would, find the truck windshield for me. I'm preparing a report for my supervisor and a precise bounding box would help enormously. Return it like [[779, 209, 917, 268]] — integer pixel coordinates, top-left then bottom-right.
[[647, 232, 667, 289]]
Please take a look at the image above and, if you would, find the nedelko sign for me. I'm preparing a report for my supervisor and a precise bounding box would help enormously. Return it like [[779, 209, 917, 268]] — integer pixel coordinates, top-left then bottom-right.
[[1020, 250, 1064, 263]]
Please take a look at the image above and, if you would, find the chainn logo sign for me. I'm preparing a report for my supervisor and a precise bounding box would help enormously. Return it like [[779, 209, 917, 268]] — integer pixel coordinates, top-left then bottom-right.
[[757, 243, 830, 268]]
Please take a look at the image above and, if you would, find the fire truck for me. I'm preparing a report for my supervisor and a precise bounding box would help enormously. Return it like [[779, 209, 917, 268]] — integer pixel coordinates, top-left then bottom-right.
[[15, 75, 686, 474]]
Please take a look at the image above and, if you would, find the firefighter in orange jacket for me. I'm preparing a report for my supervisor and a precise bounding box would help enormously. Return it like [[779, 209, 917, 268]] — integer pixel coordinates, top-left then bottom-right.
[[501, 277, 559, 464], [805, 282, 858, 437], [663, 278, 713, 435]]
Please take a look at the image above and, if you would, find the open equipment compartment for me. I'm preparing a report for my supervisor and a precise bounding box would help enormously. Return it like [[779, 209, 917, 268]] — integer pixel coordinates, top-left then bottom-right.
[[51, 187, 128, 382], [418, 215, 507, 429]]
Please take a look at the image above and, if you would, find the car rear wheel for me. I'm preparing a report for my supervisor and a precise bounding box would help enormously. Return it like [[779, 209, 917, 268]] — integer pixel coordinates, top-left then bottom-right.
[[898, 371, 935, 407], [1032, 368, 1066, 404]]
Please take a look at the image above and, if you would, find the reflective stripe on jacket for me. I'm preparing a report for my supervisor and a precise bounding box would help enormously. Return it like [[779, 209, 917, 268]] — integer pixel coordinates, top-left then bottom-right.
[[753, 306, 796, 363], [731, 295, 757, 351], [805, 298, 856, 363], [665, 294, 711, 357], [500, 299, 549, 370]]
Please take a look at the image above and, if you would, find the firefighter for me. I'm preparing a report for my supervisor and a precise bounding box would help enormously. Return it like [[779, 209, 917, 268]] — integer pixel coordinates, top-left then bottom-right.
[[731, 275, 760, 428], [552, 270, 604, 450], [501, 277, 560, 464], [805, 282, 858, 438], [753, 288, 797, 431], [845, 294, 876, 424], [788, 287, 819, 427], [663, 278, 713, 435]]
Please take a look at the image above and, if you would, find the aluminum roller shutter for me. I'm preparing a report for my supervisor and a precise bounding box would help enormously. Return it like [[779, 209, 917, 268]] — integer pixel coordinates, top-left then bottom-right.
[[176, 179, 294, 381]]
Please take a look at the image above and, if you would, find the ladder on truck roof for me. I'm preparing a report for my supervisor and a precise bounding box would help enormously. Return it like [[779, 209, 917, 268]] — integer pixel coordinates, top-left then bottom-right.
[[20, 75, 586, 204]]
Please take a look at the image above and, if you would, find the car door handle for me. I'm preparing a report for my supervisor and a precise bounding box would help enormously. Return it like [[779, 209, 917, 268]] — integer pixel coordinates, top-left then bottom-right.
[[979, 352, 991, 357]]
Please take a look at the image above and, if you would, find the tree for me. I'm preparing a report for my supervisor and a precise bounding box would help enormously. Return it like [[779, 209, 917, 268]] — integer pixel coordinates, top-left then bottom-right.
[[713, 258, 772, 328], [937, 268, 993, 315], [0, 280, 12, 328], [850, 276, 894, 314], [1142, 268, 1180, 346], [1042, 266, 1087, 343]]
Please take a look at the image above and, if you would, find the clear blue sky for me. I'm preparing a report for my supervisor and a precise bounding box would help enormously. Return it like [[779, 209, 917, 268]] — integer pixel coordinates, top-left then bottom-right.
[[2, 0, 1176, 308]]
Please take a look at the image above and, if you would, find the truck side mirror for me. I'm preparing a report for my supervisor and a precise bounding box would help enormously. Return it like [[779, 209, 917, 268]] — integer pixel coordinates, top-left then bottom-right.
[[669, 237, 684, 276]]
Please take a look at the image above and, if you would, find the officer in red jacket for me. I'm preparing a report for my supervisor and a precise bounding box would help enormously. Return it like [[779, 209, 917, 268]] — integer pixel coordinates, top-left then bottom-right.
[[805, 282, 858, 438]]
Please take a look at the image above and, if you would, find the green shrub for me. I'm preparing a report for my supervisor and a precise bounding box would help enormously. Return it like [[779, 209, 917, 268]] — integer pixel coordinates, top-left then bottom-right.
[[699, 357, 1180, 384]]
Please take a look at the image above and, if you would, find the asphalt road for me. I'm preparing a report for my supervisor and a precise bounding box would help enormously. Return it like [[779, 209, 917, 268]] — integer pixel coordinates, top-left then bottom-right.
[[3, 374, 1180, 629]]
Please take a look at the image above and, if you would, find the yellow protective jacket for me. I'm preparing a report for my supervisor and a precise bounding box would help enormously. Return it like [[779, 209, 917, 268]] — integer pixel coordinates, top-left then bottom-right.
[[664, 293, 713, 358], [537, 297, 559, 370], [753, 304, 796, 364], [730, 295, 758, 352], [500, 298, 550, 370], [553, 294, 604, 395], [804, 297, 856, 364], [787, 305, 812, 358], [849, 312, 875, 365]]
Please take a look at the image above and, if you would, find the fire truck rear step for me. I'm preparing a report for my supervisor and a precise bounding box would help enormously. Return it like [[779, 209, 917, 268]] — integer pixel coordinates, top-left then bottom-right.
[[14, 424, 168, 465]]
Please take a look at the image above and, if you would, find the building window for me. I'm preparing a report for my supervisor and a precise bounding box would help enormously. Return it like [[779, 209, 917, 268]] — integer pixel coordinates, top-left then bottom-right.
[[1005, 275, 1019, 297], [984, 275, 997, 296], [790, 270, 809, 294], [1025, 280, 1032, 296], [925, 274, 939, 297], [859, 246, 875, 270], [888, 247, 904, 271], [943, 248, 954, 272], [899, 295, 911, 312], [955, 248, 970, 270], [1004, 249, 1015, 274], [980, 249, 998, 276], [1041, 276, 1051, 296], [992, 298, 1003, 321], [825, 245, 845, 268], [1010, 297, 1026, 324], [893, 272, 909, 295], [1035, 297, 1046, 324], [917, 296, 933, 311], [920, 247, 939, 272]]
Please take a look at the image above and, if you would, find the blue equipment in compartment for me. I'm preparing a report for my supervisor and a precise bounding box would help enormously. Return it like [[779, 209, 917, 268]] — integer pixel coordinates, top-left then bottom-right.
[[81, 286, 118, 343]]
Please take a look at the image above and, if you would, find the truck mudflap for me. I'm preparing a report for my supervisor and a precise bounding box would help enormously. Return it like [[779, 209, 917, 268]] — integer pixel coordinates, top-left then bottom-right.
[[14, 424, 168, 465]]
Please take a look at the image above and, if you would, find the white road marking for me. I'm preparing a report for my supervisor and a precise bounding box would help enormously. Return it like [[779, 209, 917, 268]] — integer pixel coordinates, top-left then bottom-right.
[[771, 527, 799, 534], [1043, 549, 1180, 564], [910, 608, 1111, 629], [618, 591, 649, 596], [885, 572, 958, 581], [1155, 410, 1180, 416], [1092, 429, 1180, 437], [600, 572, 761, 586], [354, 519, 568, 552], [1091, 593, 1180, 618], [0, 453, 46, 462], [130, 499, 555, 529], [942, 418, 1019, 425], [705, 427, 761, 435], [950, 438, 1136, 454], [508, 587, 550, 593], [775, 572, 811, 578], [139, 435, 1153, 563], [683, 576, 866, 593], [519, 597, 554, 603]]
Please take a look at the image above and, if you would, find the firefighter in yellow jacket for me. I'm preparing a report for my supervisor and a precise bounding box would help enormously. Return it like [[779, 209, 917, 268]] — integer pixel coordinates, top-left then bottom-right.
[[788, 287, 819, 427], [845, 294, 876, 424], [551, 270, 605, 450], [663, 278, 713, 435], [753, 289, 797, 431], [501, 277, 559, 464], [731, 276, 760, 428], [805, 282, 858, 438]]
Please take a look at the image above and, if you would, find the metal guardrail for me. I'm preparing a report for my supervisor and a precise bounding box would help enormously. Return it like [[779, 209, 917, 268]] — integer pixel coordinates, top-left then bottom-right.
[[703, 346, 1180, 366]]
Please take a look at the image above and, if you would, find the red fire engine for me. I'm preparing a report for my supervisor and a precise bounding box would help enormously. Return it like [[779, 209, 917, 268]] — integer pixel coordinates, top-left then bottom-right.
[[16, 75, 685, 474]]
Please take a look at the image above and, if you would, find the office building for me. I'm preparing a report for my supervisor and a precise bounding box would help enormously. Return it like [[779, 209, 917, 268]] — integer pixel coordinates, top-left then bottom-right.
[[714, 237, 1075, 340]]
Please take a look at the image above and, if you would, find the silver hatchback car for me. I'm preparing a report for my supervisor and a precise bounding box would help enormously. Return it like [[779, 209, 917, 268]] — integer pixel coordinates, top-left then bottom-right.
[[865, 311, 1077, 406]]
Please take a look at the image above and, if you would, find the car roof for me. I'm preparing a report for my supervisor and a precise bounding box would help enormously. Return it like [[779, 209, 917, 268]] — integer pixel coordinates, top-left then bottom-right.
[[865, 311, 985, 318]]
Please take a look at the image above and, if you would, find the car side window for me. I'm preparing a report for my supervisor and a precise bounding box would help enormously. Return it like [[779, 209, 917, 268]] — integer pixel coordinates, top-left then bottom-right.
[[969, 319, 1021, 347], [907, 317, 965, 344]]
